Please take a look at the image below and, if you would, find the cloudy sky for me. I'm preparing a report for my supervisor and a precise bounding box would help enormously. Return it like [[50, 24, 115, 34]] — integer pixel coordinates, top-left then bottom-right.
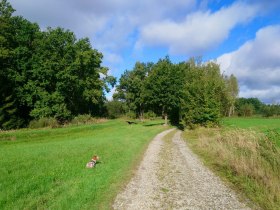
[[9, 0, 280, 103]]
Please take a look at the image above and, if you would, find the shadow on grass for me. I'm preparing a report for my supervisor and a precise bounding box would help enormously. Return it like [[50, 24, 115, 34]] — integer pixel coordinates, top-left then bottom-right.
[[143, 122, 165, 127]]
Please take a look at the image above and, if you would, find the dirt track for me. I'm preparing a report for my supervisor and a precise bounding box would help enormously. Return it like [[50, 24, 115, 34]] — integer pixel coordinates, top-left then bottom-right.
[[113, 129, 250, 210]]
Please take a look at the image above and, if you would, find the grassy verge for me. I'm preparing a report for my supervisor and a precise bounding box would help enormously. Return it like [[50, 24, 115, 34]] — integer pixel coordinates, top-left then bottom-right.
[[222, 117, 280, 147], [183, 127, 280, 210], [0, 119, 166, 209]]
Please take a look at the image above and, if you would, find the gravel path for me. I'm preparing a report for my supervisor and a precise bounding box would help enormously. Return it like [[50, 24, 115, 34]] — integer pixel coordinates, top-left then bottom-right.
[[113, 129, 250, 210]]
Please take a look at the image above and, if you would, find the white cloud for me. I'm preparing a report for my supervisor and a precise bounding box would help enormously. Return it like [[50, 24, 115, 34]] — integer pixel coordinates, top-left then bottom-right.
[[9, 0, 195, 75], [106, 87, 116, 101], [218, 25, 280, 103], [138, 1, 259, 55]]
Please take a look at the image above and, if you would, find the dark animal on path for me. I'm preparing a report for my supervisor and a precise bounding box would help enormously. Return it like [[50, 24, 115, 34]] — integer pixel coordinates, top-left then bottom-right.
[[86, 155, 99, 168]]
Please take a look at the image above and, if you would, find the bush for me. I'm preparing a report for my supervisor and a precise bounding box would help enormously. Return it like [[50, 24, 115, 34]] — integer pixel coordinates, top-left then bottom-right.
[[29, 117, 60, 129], [70, 114, 96, 125], [238, 103, 254, 117], [105, 101, 125, 119], [126, 111, 136, 119], [143, 111, 157, 120]]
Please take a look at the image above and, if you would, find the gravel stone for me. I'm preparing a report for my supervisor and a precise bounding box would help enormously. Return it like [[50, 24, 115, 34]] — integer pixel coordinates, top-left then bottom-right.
[[113, 129, 250, 210]]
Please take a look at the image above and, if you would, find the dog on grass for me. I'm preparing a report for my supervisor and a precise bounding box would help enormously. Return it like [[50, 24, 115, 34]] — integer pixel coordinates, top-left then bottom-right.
[[86, 155, 99, 168]]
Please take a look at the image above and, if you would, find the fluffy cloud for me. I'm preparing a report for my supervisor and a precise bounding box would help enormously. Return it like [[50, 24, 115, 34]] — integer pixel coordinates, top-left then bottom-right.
[[9, 0, 197, 72], [217, 25, 280, 103], [10, 0, 195, 49], [138, 1, 259, 55]]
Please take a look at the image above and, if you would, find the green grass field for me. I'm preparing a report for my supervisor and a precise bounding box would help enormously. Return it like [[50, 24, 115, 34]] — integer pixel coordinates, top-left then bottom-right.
[[222, 117, 280, 131], [0, 120, 166, 209], [222, 117, 280, 146]]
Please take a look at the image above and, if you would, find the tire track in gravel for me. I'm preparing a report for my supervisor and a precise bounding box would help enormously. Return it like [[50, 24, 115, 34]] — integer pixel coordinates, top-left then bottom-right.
[[113, 129, 250, 210]]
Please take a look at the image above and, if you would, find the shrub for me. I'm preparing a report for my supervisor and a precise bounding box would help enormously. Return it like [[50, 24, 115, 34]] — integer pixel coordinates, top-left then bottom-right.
[[238, 103, 254, 117], [29, 117, 60, 129], [126, 111, 136, 119], [143, 111, 157, 120], [105, 101, 125, 119], [70, 114, 95, 125]]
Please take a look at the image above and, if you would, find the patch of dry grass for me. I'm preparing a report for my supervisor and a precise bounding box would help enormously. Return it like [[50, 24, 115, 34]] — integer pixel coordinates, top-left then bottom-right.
[[183, 127, 280, 210]]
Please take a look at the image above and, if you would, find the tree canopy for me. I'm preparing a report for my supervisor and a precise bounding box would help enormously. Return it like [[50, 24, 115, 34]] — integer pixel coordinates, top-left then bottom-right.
[[0, 0, 115, 129], [114, 57, 239, 127]]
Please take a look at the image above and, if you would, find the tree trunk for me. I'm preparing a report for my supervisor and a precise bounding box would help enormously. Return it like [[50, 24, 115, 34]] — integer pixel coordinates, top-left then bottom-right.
[[162, 106, 168, 126], [164, 113, 168, 126]]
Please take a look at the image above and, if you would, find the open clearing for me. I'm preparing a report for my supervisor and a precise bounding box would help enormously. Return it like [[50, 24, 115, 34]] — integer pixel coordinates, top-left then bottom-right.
[[0, 120, 166, 209], [222, 117, 280, 131], [114, 129, 249, 209]]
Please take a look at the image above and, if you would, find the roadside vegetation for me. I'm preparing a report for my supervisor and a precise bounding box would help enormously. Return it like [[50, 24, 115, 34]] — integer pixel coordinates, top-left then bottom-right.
[[0, 120, 166, 209], [183, 118, 280, 210]]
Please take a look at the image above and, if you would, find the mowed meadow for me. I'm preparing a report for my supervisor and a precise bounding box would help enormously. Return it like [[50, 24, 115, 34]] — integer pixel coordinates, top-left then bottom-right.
[[183, 117, 280, 209], [0, 120, 166, 209]]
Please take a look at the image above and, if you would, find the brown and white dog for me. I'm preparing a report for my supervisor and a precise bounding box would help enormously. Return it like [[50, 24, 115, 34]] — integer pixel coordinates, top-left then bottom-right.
[[86, 155, 99, 168]]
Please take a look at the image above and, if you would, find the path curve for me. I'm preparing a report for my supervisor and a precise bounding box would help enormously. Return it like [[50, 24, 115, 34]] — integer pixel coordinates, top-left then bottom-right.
[[113, 129, 250, 210]]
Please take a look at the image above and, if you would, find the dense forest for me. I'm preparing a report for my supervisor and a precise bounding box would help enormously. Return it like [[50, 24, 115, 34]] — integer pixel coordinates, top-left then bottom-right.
[[1, 0, 279, 130]]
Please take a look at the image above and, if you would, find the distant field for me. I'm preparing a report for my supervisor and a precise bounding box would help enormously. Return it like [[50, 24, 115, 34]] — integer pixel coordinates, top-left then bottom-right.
[[222, 117, 280, 131], [0, 120, 166, 209], [222, 117, 280, 147]]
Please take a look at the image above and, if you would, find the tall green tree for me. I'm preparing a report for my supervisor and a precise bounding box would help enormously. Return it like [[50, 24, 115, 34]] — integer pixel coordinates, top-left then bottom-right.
[[21, 28, 110, 121], [0, 0, 28, 128], [143, 57, 185, 125], [114, 62, 151, 119], [223, 74, 239, 116], [181, 59, 225, 127]]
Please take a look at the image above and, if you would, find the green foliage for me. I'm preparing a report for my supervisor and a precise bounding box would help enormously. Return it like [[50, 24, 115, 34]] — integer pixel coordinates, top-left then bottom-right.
[[0, 0, 14, 18], [181, 60, 224, 127], [222, 74, 239, 116], [235, 98, 263, 115], [0, 1, 115, 129], [114, 62, 152, 118], [28, 117, 59, 129], [0, 95, 24, 129], [143, 111, 157, 120], [126, 111, 136, 119], [239, 103, 254, 117], [143, 57, 185, 124], [264, 129, 280, 148], [105, 100, 125, 119], [115, 57, 239, 127], [262, 104, 280, 117]]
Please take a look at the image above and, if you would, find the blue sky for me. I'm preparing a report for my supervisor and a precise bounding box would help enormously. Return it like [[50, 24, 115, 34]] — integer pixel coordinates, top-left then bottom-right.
[[9, 0, 280, 103]]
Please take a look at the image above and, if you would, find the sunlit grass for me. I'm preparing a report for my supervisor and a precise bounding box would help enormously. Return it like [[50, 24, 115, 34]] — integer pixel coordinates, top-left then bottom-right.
[[183, 120, 280, 210], [222, 117, 280, 131], [0, 119, 166, 209]]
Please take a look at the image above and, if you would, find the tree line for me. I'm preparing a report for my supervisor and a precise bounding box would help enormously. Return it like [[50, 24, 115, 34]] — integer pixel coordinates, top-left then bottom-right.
[[235, 98, 280, 117], [3, 0, 276, 130], [112, 57, 239, 128], [0, 0, 115, 129]]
